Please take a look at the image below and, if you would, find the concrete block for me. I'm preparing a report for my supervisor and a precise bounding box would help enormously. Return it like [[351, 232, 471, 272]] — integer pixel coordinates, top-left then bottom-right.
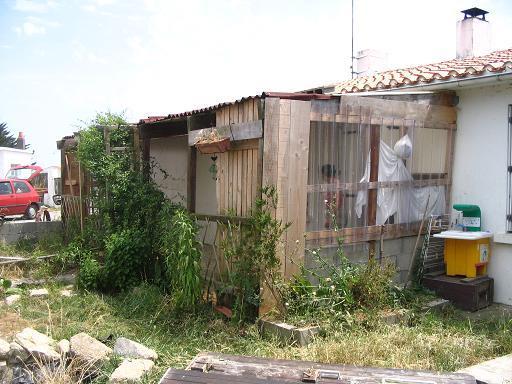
[[258, 319, 320, 347], [420, 299, 450, 313], [458, 353, 512, 384], [0, 221, 62, 244]]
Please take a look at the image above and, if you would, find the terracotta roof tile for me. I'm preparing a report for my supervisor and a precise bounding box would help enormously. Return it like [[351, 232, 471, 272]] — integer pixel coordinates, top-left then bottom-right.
[[333, 48, 512, 93]]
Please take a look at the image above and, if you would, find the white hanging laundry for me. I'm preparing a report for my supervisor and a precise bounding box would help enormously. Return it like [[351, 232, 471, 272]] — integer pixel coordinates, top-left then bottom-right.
[[355, 135, 445, 225]]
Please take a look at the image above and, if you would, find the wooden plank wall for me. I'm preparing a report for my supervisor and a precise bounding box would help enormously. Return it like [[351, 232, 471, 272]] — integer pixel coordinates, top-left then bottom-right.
[[215, 99, 260, 216], [263, 98, 311, 278]]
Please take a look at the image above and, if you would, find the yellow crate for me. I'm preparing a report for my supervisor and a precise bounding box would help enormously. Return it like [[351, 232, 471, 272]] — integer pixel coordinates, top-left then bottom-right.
[[444, 238, 490, 278]]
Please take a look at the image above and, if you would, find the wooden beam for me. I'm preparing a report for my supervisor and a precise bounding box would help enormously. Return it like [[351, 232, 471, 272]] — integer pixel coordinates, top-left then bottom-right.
[[305, 222, 423, 245], [310, 113, 456, 130], [367, 123, 380, 259], [188, 120, 263, 146], [194, 213, 249, 224], [306, 178, 450, 193]]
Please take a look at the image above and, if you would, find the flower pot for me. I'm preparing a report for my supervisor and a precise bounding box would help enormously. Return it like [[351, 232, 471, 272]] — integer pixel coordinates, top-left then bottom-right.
[[195, 137, 231, 154]]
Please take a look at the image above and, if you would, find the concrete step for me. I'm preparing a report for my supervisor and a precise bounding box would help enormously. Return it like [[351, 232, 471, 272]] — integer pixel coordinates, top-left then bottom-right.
[[457, 354, 512, 384]]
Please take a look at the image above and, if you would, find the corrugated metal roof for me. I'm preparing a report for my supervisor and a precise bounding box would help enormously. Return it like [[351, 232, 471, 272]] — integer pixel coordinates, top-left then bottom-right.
[[138, 92, 335, 125]]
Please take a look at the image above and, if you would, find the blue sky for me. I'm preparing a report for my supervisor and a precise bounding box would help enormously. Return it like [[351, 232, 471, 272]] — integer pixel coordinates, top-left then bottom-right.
[[1, 0, 512, 167]]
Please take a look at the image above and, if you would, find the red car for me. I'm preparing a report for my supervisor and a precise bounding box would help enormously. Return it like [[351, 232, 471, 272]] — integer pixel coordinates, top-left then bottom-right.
[[0, 179, 41, 219]]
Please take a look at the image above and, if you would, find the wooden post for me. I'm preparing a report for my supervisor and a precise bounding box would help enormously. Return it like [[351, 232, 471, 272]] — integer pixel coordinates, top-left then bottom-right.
[[78, 160, 84, 234], [367, 123, 380, 259], [142, 138, 150, 181], [132, 125, 141, 172], [187, 117, 197, 213], [104, 126, 111, 204]]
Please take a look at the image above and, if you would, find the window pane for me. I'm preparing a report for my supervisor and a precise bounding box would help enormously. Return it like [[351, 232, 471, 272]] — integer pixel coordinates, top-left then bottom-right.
[[14, 181, 30, 193], [0, 182, 12, 195]]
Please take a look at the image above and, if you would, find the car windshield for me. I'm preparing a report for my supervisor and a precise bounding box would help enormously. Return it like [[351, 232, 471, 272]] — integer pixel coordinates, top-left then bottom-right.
[[6, 168, 35, 180]]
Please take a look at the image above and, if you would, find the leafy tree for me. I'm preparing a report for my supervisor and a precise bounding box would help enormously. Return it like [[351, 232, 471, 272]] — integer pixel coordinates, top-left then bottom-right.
[[0, 122, 18, 148]]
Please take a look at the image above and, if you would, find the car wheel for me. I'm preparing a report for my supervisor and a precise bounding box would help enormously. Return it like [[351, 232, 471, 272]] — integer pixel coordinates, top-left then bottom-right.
[[24, 204, 38, 220]]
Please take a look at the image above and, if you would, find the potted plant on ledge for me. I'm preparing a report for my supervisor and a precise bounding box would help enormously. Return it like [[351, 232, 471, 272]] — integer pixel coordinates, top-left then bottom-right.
[[194, 129, 231, 154]]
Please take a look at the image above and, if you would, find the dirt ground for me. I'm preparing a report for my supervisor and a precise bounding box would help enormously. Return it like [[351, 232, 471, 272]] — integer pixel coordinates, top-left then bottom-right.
[[0, 310, 30, 338]]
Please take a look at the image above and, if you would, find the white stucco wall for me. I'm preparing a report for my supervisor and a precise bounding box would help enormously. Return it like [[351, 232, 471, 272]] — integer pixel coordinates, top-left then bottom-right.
[[0, 147, 34, 178], [195, 152, 218, 215], [43, 165, 61, 207], [452, 82, 512, 305], [150, 136, 188, 205]]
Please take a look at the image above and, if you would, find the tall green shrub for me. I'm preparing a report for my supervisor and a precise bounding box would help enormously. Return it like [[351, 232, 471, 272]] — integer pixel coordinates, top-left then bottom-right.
[[73, 112, 203, 307]]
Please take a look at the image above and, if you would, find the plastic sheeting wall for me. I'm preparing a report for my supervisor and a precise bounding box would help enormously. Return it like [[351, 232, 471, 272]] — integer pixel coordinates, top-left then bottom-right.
[[306, 96, 456, 249]]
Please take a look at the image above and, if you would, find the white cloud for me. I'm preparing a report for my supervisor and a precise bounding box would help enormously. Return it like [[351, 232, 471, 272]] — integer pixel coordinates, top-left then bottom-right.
[[15, 22, 46, 36], [81, 0, 115, 12], [14, 16, 60, 37], [81, 4, 97, 12], [72, 41, 108, 64], [13, 0, 56, 13], [93, 0, 116, 5]]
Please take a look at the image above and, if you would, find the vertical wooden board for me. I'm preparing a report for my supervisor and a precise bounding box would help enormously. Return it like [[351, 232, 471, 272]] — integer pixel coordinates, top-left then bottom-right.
[[252, 148, 258, 208], [233, 104, 239, 124], [246, 149, 254, 213], [228, 151, 234, 212], [236, 150, 243, 216], [220, 153, 226, 213], [284, 100, 311, 278], [242, 100, 248, 123], [216, 110, 222, 127], [262, 98, 280, 191], [444, 127, 455, 213], [254, 99, 260, 120], [247, 100, 254, 122], [241, 150, 247, 216]]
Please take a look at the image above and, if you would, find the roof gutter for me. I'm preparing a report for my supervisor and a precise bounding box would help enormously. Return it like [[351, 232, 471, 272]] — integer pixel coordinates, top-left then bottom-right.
[[333, 71, 512, 95]]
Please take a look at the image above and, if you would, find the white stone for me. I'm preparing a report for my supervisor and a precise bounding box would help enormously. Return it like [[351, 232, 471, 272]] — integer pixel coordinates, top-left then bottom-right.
[[15, 328, 55, 348], [5, 294, 21, 306], [109, 359, 154, 383], [70, 333, 111, 366], [14, 328, 59, 362], [113, 337, 158, 361], [60, 289, 74, 297], [29, 288, 49, 298], [0, 338, 9, 359], [57, 339, 70, 355]]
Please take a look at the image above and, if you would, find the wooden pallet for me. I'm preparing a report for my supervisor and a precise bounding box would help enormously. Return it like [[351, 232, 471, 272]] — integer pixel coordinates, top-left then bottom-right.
[[423, 274, 493, 312], [159, 352, 477, 384]]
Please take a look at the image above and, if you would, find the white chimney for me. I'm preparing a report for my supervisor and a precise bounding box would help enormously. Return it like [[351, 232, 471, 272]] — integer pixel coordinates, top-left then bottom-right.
[[456, 8, 491, 59], [356, 49, 388, 78]]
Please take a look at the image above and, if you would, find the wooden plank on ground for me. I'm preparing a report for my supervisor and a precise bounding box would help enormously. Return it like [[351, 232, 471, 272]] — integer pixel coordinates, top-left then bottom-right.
[[171, 352, 477, 384]]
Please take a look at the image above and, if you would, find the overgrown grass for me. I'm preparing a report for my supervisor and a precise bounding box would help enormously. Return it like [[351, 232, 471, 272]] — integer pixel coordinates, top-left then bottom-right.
[[5, 283, 511, 382]]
